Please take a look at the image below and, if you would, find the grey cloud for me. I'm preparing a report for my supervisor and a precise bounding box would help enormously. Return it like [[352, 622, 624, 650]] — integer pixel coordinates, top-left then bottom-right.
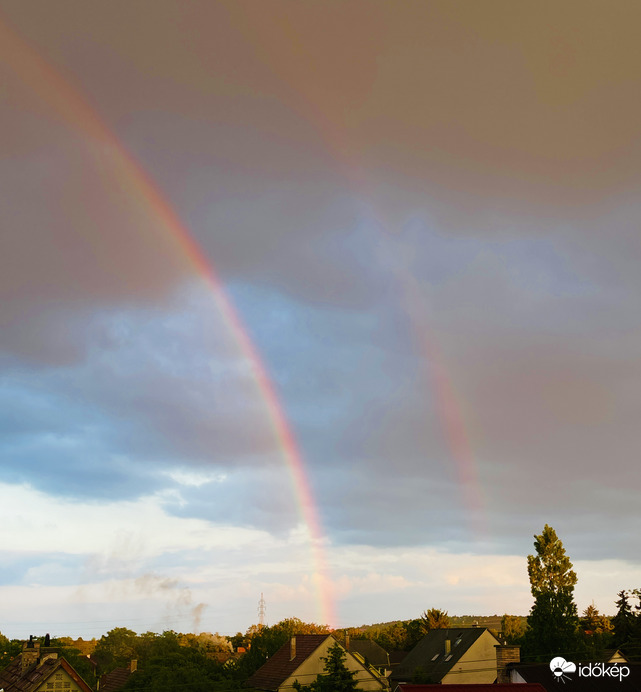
[[165, 466, 301, 534], [1, 0, 641, 575]]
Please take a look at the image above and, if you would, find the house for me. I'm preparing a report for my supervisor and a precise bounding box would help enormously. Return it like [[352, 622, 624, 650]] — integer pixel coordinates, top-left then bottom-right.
[[390, 628, 501, 686], [605, 648, 628, 663], [99, 660, 137, 692], [507, 661, 641, 691], [0, 637, 93, 692], [347, 638, 391, 676], [387, 650, 408, 673], [246, 634, 387, 691]]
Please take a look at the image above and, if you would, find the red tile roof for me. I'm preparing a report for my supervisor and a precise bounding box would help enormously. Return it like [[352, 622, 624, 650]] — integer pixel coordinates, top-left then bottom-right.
[[396, 685, 547, 692], [99, 665, 134, 692], [247, 634, 332, 691]]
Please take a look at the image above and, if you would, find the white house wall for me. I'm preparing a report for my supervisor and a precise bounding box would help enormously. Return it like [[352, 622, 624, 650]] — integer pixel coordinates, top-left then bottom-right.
[[442, 631, 499, 685], [282, 637, 385, 691]]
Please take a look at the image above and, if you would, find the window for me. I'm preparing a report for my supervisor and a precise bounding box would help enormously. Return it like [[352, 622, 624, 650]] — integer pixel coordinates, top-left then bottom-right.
[[431, 654, 439, 661], [445, 654, 453, 661]]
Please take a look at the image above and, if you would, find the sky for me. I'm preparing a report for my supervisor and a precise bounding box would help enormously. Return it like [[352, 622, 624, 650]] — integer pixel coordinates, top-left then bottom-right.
[[1, 0, 641, 640]]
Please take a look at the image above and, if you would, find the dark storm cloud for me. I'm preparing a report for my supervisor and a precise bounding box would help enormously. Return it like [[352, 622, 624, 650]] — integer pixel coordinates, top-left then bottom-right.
[[0, 134, 192, 364], [2, 0, 640, 331], [1, 0, 641, 568]]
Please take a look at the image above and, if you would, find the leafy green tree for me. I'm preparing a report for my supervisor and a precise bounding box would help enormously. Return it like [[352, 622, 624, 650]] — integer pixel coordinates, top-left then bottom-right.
[[419, 609, 450, 634], [370, 622, 409, 651], [0, 634, 21, 669], [122, 639, 232, 692], [522, 525, 580, 660], [581, 604, 613, 636], [293, 642, 358, 692], [580, 604, 613, 660], [230, 631, 250, 650], [179, 632, 232, 655], [500, 614, 527, 644], [403, 619, 424, 651], [92, 627, 138, 673]]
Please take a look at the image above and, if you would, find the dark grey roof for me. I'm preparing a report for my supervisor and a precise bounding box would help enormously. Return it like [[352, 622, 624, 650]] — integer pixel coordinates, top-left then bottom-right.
[[391, 628, 494, 684], [349, 639, 390, 667], [389, 650, 409, 665]]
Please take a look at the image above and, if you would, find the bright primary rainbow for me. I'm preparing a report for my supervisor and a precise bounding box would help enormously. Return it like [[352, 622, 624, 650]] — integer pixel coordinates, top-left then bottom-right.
[[3, 11, 489, 628], [0, 16, 336, 627]]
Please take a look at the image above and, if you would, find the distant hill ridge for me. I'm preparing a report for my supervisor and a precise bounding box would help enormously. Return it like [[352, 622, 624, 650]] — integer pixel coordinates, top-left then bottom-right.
[[347, 614, 525, 634]]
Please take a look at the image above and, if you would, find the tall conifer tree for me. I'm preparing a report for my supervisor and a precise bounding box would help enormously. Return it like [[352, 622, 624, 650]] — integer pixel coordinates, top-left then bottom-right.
[[613, 589, 641, 658], [523, 525, 580, 660]]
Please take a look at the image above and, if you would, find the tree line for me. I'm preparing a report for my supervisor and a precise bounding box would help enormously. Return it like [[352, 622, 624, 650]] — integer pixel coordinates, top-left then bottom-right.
[[1, 525, 639, 689]]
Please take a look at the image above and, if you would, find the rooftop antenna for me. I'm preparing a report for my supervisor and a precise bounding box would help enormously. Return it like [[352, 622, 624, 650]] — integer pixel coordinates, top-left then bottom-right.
[[258, 592, 266, 628]]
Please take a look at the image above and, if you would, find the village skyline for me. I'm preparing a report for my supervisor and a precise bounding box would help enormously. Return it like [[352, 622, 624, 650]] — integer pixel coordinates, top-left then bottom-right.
[[1, 1, 641, 640]]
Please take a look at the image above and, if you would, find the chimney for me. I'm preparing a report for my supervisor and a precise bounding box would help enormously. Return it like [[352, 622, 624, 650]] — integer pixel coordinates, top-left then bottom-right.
[[290, 637, 296, 661], [444, 639, 451, 656], [130, 660, 138, 673], [495, 644, 520, 684], [345, 634, 350, 651], [21, 638, 40, 672]]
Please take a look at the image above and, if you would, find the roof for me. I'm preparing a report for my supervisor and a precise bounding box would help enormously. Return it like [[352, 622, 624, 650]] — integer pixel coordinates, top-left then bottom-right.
[[391, 628, 496, 683], [512, 661, 641, 691], [99, 665, 134, 692], [388, 650, 408, 665], [348, 639, 390, 667], [604, 648, 628, 662], [246, 634, 332, 691], [395, 685, 547, 692], [0, 656, 92, 692]]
